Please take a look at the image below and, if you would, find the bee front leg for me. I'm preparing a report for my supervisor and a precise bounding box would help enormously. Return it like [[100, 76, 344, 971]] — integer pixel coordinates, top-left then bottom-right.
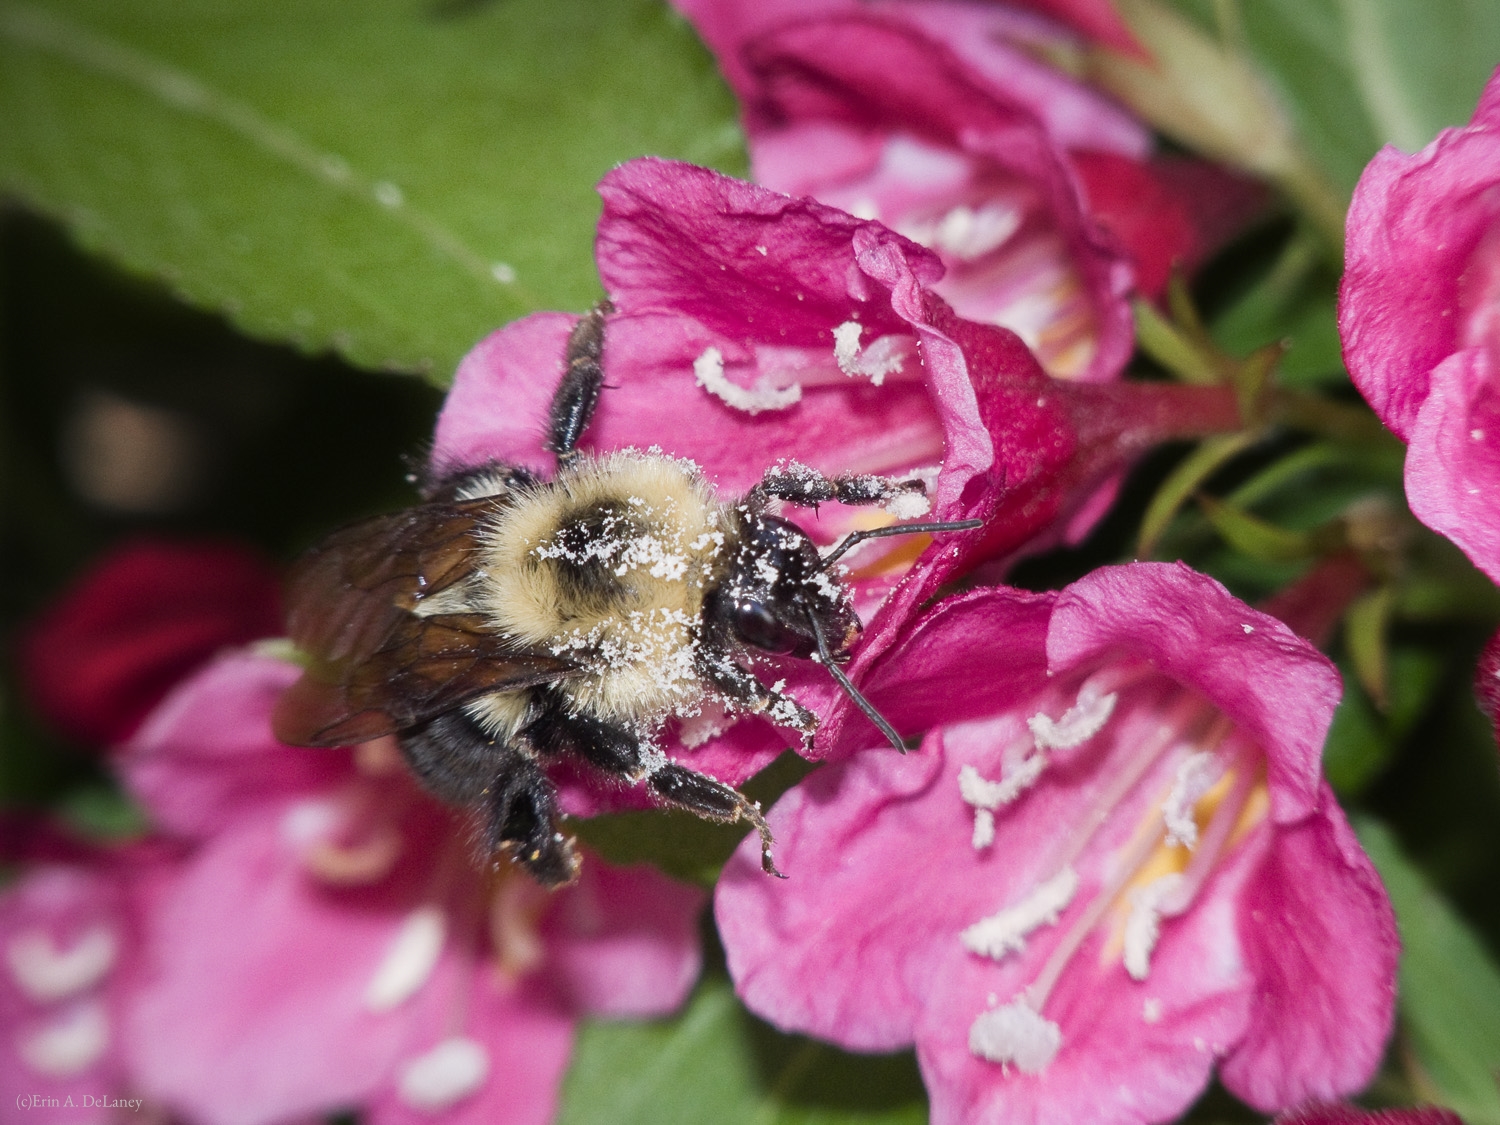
[[696, 655, 818, 752]]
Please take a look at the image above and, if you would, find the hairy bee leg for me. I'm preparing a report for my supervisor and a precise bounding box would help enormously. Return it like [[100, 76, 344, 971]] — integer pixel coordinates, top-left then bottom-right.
[[483, 749, 580, 888], [398, 710, 500, 803], [546, 300, 614, 466], [418, 461, 539, 503], [520, 694, 651, 780], [696, 657, 818, 752], [648, 763, 784, 879], [746, 464, 925, 511]]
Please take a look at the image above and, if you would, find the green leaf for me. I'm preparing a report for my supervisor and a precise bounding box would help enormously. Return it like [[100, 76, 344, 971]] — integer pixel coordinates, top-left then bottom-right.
[[0, 0, 746, 380], [1173, 0, 1500, 192], [558, 977, 927, 1125], [1357, 818, 1500, 1124]]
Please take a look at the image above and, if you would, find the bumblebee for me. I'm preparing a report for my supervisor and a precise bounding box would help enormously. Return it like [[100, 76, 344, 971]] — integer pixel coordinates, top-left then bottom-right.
[[273, 305, 977, 886]]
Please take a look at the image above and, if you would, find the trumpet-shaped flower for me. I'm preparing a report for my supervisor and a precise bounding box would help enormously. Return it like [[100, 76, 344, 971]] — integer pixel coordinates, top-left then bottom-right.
[[1342, 67, 1500, 583], [674, 2, 1264, 379], [717, 563, 1397, 1125], [116, 651, 705, 1125], [436, 157, 1240, 781], [0, 845, 177, 1122], [17, 538, 282, 746]]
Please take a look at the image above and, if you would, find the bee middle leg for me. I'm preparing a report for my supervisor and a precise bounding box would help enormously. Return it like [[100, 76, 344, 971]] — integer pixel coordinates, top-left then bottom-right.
[[521, 691, 783, 878]]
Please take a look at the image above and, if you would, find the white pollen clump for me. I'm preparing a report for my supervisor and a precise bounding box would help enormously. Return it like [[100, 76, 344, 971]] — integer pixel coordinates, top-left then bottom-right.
[[18, 999, 109, 1077], [960, 757, 1045, 850], [1142, 997, 1164, 1024], [1123, 874, 1183, 981], [959, 759, 1046, 812], [972, 808, 996, 849], [831, 321, 913, 386], [398, 1037, 490, 1111], [1163, 752, 1220, 849], [960, 867, 1079, 962], [1028, 686, 1117, 751], [883, 489, 931, 519], [695, 346, 802, 413], [1241, 623, 1255, 634], [968, 1000, 1062, 1072], [6, 926, 118, 1003], [366, 906, 446, 1011]]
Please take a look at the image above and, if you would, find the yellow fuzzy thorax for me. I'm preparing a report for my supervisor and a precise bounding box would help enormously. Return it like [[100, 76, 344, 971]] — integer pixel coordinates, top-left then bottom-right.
[[476, 450, 728, 726]]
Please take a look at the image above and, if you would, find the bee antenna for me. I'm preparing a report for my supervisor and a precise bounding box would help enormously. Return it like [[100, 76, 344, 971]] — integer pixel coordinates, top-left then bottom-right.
[[806, 612, 909, 754], [819, 518, 983, 570]]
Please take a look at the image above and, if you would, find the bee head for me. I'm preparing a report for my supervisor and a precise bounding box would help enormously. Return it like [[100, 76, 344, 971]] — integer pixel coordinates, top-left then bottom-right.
[[707, 514, 860, 660]]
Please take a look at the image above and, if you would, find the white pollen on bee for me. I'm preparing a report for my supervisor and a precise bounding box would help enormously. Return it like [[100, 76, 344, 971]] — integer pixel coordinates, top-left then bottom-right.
[[1124, 874, 1184, 981], [1028, 686, 1117, 751], [968, 1000, 1061, 1072], [960, 867, 1078, 961], [882, 489, 931, 519], [398, 1037, 490, 1111], [6, 925, 118, 1003], [366, 906, 446, 1011], [694, 346, 802, 413], [18, 1000, 109, 1077], [831, 323, 913, 386], [1162, 752, 1220, 850]]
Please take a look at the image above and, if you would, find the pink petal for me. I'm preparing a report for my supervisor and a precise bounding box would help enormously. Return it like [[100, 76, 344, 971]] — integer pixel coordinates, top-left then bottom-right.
[[1047, 563, 1341, 822], [122, 653, 349, 840], [542, 861, 705, 1019], [915, 847, 1257, 1125], [1219, 785, 1398, 1111], [1341, 95, 1500, 438], [368, 979, 574, 1125], [715, 744, 955, 1050], [1403, 348, 1500, 584], [124, 818, 454, 1125]]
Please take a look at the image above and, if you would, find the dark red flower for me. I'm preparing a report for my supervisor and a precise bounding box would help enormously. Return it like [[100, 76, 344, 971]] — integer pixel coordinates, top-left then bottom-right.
[[16, 539, 282, 746]]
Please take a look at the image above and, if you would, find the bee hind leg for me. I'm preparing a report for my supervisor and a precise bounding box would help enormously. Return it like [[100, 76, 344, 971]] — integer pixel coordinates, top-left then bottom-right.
[[482, 750, 580, 888]]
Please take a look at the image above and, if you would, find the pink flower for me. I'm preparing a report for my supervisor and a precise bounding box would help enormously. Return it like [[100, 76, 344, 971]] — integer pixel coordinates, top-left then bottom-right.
[[116, 651, 705, 1125], [674, 2, 1263, 379], [0, 843, 178, 1121], [436, 157, 1240, 782], [716, 563, 1397, 1125], [1276, 1107, 1466, 1125], [1341, 68, 1500, 583], [16, 538, 282, 746]]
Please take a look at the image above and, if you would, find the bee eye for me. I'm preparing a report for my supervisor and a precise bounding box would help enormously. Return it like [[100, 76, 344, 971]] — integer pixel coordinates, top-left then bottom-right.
[[732, 600, 801, 654]]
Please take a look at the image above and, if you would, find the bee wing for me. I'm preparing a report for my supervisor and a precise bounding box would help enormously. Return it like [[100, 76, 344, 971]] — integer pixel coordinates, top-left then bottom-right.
[[273, 501, 576, 747]]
